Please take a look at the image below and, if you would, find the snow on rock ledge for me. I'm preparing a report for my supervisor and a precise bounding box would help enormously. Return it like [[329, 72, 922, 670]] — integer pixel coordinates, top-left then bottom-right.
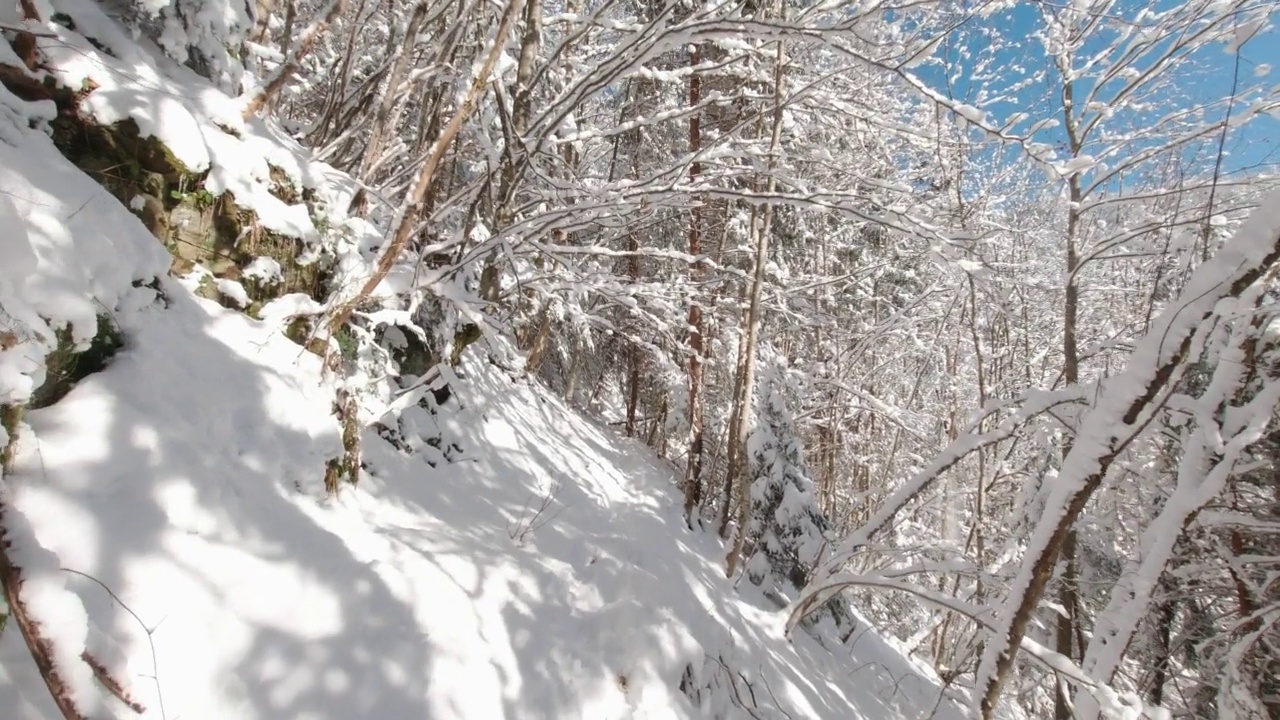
[[0, 78, 170, 413]]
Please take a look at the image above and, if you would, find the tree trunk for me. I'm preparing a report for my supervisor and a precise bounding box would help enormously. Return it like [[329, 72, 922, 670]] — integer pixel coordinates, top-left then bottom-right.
[[351, 1, 430, 215], [327, 0, 526, 334], [626, 231, 642, 437], [682, 43, 705, 525], [1054, 76, 1084, 720], [725, 28, 787, 577], [244, 0, 345, 119], [977, 194, 1280, 719]]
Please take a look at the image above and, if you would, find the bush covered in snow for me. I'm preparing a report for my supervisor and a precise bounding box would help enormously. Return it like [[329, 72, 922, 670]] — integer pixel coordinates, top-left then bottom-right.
[[743, 363, 852, 631], [101, 0, 253, 93]]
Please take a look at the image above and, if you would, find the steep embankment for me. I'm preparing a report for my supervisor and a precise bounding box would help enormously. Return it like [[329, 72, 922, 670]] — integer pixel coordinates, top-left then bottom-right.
[[0, 5, 963, 719]]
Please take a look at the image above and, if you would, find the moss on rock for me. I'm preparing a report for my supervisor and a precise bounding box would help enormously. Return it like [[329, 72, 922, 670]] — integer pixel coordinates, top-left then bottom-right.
[[0, 402, 22, 473], [30, 316, 124, 409], [1, 315, 125, 472], [50, 116, 200, 202], [49, 111, 333, 309]]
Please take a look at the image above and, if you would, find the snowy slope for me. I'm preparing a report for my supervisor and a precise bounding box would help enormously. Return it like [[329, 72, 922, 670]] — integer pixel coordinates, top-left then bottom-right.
[[0, 8, 965, 719], [0, 306, 965, 719]]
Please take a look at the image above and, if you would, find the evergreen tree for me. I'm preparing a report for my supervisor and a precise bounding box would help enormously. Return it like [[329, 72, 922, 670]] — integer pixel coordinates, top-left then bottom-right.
[[744, 362, 830, 597]]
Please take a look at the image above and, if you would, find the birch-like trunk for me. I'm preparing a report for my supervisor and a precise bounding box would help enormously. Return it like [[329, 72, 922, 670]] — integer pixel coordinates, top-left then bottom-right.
[[725, 27, 787, 577]]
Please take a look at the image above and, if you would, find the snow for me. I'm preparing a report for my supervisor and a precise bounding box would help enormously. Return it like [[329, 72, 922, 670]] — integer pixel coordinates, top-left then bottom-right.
[[0, 84, 171, 407], [259, 293, 325, 327], [215, 278, 250, 307], [243, 256, 284, 284], [973, 186, 1280, 712], [35, 0, 377, 256], [1054, 155, 1097, 177], [0, 9, 965, 720], [0, 312, 966, 718], [953, 103, 985, 124]]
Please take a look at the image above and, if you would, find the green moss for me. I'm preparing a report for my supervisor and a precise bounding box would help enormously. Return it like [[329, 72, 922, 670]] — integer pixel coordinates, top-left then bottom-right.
[[50, 116, 202, 205], [170, 186, 217, 209], [285, 317, 313, 345], [1, 316, 124, 472], [30, 316, 124, 409], [1, 402, 22, 473], [48, 108, 335, 321], [194, 274, 220, 302], [334, 324, 358, 363], [282, 317, 330, 357]]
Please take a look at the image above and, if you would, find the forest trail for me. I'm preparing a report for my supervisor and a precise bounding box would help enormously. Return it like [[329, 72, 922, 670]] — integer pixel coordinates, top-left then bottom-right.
[[0, 168, 960, 715]]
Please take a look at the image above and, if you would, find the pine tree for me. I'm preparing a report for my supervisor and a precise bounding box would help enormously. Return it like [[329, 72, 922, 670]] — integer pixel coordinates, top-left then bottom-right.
[[744, 363, 830, 597]]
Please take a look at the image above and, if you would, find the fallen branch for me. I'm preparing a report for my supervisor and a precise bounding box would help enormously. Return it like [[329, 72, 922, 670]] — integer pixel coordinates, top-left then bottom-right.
[[0, 503, 89, 720], [63, 567, 166, 720], [81, 651, 145, 714]]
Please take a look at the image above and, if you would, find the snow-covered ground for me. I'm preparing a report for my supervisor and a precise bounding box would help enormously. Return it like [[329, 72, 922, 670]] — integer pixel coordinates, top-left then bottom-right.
[[0, 6, 965, 718], [0, 294, 966, 719]]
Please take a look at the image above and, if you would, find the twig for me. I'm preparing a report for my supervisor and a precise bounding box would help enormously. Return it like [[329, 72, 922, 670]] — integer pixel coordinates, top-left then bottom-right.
[[0, 22, 57, 37], [758, 667, 795, 720], [62, 568, 167, 720], [507, 480, 564, 545]]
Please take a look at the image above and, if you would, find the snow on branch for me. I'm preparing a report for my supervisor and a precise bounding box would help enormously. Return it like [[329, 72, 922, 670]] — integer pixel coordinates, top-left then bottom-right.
[[973, 188, 1280, 718]]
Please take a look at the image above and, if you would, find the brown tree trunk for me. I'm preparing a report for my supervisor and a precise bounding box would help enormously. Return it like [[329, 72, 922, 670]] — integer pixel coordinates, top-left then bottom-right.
[[682, 44, 705, 525], [244, 0, 346, 119], [351, 1, 430, 215], [1054, 85, 1084, 720], [626, 233, 642, 437], [328, 0, 526, 334]]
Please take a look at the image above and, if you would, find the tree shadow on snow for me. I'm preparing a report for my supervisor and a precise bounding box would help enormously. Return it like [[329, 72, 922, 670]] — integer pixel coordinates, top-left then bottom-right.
[[3, 286, 435, 720], [353, 359, 963, 720]]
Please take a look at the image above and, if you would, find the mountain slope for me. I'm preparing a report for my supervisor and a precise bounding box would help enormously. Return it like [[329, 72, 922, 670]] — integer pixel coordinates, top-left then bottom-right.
[[0, 6, 964, 718], [0, 301, 965, 718]]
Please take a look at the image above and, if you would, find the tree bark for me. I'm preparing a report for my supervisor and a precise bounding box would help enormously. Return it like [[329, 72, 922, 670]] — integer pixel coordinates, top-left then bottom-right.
[[682, 43, 705, 525], [327, 0, 526, 334], [725, 27, 787, 577], [1054, 149, 1083, 720], [243, 0, 346, 120], [0, 504, 88, 720], [351, 1, 430, 214]]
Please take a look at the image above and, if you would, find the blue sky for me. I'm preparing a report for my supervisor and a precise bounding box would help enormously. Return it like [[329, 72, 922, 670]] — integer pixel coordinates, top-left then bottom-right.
[[912, 1, 1280, 178]]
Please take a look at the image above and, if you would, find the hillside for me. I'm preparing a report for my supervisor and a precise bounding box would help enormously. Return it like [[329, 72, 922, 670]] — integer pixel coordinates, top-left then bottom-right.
[[0, 4, 964, 719]]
